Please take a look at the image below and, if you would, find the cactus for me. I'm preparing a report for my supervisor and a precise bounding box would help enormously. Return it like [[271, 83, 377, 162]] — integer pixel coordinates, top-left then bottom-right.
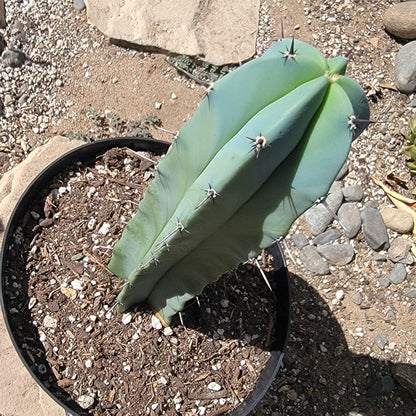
[[108, 38, 370, 325]]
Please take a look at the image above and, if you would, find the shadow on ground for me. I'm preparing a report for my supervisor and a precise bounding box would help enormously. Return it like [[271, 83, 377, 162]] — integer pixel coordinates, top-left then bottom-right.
[[252, 274, 415, 416]]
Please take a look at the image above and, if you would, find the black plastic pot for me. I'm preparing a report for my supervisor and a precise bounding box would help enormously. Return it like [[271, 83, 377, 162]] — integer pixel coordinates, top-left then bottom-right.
[[0, 137, 291, 416]]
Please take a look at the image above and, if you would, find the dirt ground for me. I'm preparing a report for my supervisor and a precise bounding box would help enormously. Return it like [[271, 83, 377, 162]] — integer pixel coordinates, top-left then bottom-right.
[[1, 0, 416, 415]]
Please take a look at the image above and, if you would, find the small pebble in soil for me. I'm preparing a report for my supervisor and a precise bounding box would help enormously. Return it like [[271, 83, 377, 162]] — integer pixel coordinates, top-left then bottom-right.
[[207, 382, 222, 391], [389, 263, 407, 284], [71, 279, 84, 290], [378, 277, 391, 288], [151, 315, 162, 329], [335, 290, 345, 301], [122, 313, 132, 325], [405, 288, 416, 298], [351, 292, 362, 305], [77, 395, 95, 409], [374, 333, 388, 350], [43, 315, 57, 329], [163, 326, 173, 336]]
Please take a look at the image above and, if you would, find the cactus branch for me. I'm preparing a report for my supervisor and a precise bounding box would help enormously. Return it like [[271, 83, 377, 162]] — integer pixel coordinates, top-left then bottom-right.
[[109, 38, 370, 324]]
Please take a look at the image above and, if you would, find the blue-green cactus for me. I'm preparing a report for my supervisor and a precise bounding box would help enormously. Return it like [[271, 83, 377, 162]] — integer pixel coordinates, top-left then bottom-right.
[[108, 38, 369, 325]]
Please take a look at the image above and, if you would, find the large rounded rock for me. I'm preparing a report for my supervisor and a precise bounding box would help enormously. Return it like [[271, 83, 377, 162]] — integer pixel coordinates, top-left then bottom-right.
[[395, 40, 416, 93], [383, 2, 416, 39], [84, 0, 260, 65], [381, 207, 414, 234], [360, 207, 390, 250]]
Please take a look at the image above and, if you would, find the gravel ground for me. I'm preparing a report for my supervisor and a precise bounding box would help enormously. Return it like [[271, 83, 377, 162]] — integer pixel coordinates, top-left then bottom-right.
[[1, 0, 416, 415]]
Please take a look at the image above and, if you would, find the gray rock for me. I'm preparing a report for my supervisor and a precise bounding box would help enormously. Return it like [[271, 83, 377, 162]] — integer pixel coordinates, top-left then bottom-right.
[[83, 0, 260, 65], [317, 243, 355, 266], [329, 181, 342, 195], [342, 185, 364, 202], [351, 292, 362, 305], [388, 237, 413, 264], [378, 277, 391, 288], [73, 0, 86, 10], [326, 189, 344, 213], [395, 40, 416, 94], [312, 228, 341, 245], [360, 207, 390, 251], [389, 263, 407, 284], [381, 207, 414, 234], [299, 245, 329, 275], [384, 307, 396, 322], [305, 204, 334, 236], [305, 190, 344, 236], [405, 287, 416, 298], [393, 363, 416, 400], [338, 203, 361, 238], [373, 253, 387, 262], [365, 200, 379, 209], [0, 49, 26, 68], [291, 233, 309, 250], [374, 333, 388, 350], [383, 2, 416, 40], [366, 375, 396, 397]]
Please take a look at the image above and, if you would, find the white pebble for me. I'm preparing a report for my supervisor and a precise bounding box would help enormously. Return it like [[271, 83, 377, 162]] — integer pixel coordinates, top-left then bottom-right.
[[43, 315, 57, 329], [87, 186, 96, 198], [207, 382, 222, 391], [163, 326, 173, 336], [335, 289, 345, 301], [98, 222, 110, 235], [85, 359, 92, 368], [122, 313, 132, 325], [71, 279, 84, 290], [199, 406, 207, 415], [152, 315, 162, 330], [158, 376, 168, 385], [77, 395, 94, 409], [28, 297, 37, 310]]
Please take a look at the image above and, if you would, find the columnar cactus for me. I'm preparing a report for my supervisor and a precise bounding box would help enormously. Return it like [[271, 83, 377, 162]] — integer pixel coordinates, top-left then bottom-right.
[[108, 38, 370, 325]]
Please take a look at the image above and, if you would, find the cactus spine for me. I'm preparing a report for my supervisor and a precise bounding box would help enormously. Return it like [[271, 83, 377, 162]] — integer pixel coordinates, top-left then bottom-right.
[[108, 38, 370, 325]]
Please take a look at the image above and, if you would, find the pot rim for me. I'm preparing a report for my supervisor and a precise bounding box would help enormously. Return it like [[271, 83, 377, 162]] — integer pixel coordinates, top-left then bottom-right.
[[0, 136, 291, 416]]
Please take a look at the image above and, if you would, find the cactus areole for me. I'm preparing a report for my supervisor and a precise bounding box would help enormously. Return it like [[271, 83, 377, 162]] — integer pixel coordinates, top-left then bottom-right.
[[108, 38, 370, 325]]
